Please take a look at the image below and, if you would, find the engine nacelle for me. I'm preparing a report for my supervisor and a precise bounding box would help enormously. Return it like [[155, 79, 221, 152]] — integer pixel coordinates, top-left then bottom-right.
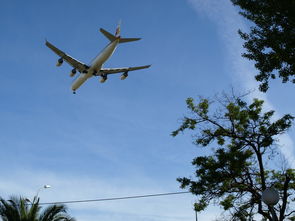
[[100, 74, 108, 83], [120, 71, 128, 80], [70, 68, 77, 77], [56, 58, 63, 67]]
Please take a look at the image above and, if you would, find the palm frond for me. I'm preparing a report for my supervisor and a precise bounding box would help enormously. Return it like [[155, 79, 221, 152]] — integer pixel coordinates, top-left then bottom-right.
[[0, 197, 75, 221], [0, 197, 21, 221], [39, 205, 72, 221]]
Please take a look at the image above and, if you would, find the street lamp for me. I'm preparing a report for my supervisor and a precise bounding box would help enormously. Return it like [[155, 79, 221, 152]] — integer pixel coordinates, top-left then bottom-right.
[[262, 188, 279, 221], [27, 185, 51, 204], [36, 184, 51, 198]]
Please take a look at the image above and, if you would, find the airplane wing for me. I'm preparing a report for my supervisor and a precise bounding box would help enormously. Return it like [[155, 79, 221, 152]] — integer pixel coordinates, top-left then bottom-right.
[[99, 65, 151, 75], [45, 40, 88, 72]]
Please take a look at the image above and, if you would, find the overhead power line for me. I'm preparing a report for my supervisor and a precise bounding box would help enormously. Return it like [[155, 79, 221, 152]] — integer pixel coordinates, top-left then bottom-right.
[[38, 191, 190, 205]]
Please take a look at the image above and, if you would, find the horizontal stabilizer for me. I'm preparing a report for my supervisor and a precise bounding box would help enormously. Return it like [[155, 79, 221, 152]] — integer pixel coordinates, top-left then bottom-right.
[[100, 28, 116, 42], [100, 28, 141, 43], [119, 38, 141, 43]]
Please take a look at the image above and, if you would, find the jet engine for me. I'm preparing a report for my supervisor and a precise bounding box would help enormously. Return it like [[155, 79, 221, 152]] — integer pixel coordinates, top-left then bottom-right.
[[100, 74, 108, 83], [120, 71, 128, 80], [56, 58, 63, 67], [70, 68, 77, 77]]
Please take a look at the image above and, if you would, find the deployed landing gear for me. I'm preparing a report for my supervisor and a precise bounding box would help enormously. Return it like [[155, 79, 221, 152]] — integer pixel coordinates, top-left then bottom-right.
[[120, 71, 128, 80], [100, 73, 108, 83]]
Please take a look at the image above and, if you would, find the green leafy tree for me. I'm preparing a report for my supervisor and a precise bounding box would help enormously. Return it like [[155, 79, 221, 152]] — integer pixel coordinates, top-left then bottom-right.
[[0, 196, 75, 221], [172, 95, 295, 220], [231, 0, 295, 92]]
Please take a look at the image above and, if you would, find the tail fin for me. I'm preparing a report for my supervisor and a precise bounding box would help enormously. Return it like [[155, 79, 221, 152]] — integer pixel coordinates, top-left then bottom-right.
[[115, 20, 121, 37]]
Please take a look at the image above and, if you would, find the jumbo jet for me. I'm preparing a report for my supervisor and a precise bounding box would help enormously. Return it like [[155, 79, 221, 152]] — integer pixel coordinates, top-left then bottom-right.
[[45, 23, 151, 94]]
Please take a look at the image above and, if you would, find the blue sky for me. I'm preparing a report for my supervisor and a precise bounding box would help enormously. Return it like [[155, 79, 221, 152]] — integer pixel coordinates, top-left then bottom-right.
[[0, 0, 294, 221]]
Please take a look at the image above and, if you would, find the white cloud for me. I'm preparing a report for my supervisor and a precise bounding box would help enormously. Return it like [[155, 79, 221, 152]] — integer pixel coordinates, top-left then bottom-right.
[[188, 0, 295, 168]]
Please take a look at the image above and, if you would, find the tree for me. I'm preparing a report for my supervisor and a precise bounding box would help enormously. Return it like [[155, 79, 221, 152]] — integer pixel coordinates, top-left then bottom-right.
[[0, 196, 75, 221], [172, 94, 295, 220], [231, 0, 295, 92]]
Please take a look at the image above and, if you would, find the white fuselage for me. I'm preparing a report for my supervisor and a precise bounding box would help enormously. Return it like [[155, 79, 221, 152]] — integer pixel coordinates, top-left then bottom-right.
[[71, 39, 119, 91]]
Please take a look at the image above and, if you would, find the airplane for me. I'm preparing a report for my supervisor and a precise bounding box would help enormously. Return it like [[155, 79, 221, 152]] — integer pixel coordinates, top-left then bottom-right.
[[45, 23, 151, 94]]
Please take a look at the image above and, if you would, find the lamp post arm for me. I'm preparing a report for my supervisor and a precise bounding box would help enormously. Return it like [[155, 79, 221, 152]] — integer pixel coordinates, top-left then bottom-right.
[[34, 185, 51, 203], [35, 187, 43, 199]]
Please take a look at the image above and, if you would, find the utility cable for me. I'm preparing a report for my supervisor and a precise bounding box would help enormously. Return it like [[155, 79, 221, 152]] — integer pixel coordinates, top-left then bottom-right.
[[38, 191, 190, 205]]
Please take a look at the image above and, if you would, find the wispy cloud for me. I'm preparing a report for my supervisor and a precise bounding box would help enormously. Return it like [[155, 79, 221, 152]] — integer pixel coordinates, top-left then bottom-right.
[[188, 0, 295, 168], [0, 169, 197, 221]]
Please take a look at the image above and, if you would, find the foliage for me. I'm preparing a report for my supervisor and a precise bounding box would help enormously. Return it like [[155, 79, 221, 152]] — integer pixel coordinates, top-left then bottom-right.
[[0, 196, 75, 221], [172, 95, 295, 220], [231, 0, 295, 92]]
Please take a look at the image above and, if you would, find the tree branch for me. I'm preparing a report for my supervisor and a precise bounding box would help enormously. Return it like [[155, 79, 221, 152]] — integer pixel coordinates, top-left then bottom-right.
[[279, 174, 291, 220], [285, 210, 295, 217]]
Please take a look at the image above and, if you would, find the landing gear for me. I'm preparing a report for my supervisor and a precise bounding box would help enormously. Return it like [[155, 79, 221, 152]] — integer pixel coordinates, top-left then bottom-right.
[[73, 91, 76, 94]]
